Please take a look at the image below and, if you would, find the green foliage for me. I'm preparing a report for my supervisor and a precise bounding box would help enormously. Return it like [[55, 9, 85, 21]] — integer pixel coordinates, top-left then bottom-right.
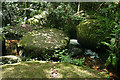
[[2, 2, 81, 38], [2, 2, 25, 26], [100, 2, 120, 70], [53, 49, 85, 66], [2, 2, 120, 72], [104, 71, 110, 78], [105, 53, 118, 67], [71, 58, 85, 66], [19, 56, 38, 62], [101, 21, 120, 69], [77, 2, 120, 71], [105, 74, 110, 78]]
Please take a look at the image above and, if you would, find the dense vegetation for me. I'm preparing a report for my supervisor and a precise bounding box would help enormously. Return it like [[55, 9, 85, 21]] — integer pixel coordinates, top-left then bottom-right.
[[1, 1, 120, 78]]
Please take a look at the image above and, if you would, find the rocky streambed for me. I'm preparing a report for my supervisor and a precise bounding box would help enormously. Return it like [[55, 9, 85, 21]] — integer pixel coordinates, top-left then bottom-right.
[[1, 28, 118, 78]]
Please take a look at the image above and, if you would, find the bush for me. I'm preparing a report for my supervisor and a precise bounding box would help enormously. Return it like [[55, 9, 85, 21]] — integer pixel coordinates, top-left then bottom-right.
[[53, 49, 85, 66]]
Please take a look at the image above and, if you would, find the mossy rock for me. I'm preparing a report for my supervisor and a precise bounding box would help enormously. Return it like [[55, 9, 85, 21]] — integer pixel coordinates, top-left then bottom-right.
[[76, 19, 110, 49], [1, 61, 106, 78], [18, 28, 70, 59]]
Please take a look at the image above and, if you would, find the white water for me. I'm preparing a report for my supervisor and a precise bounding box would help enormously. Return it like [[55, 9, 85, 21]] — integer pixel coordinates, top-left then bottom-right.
[[69, 39, 100, 59], [85, 49, 99, 58], [70, 39, 80, 45]]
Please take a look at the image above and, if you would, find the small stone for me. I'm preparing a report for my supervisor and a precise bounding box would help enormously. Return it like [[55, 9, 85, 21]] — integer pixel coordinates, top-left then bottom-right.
[[0, 55, 21, 64], [2, 55, 19, 60]]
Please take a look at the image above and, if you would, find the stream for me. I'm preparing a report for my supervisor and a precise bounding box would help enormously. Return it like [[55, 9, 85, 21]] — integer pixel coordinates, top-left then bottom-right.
[[69, 39, 120, 78], [69, 39, 100, 59], [2, 38, 119, 78]]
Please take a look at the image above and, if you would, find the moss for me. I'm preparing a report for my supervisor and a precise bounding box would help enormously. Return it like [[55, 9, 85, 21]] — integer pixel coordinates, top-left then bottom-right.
[[2, 61, 105, 78], [76, 19, 110, 49], [19, 28, 70, 59]]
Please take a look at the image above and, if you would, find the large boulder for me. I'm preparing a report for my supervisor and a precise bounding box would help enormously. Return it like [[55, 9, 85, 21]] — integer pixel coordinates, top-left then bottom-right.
[[18, 28, 70, 60], [76, 19, 110, 50]]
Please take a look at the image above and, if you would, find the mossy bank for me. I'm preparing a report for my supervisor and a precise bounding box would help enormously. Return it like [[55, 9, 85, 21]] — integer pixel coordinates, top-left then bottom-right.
[[1, 61, 106, 78]]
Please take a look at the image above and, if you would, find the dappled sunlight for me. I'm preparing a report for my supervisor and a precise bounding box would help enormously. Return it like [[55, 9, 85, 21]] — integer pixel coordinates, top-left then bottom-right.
[[84, 21, 90, 24], [1, 2, 120, 79], [55, 63, 101, 78], [5, 67, 14, 71], [70, 65, 98, 78], [2, 62, 103, 78], [2, 62, 30, 67], [2, 62, 22, 67], [60, 65, 91, 78], [44, 68, 63, 78], [3, 67, 15, 74]]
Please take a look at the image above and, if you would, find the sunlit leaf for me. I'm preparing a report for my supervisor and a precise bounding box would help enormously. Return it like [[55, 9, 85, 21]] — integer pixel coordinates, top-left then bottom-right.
[[110, 38, 116, 45], [101, 42, 110, 47], [105, 56, 111, 66], [111, 53, 118, 67]]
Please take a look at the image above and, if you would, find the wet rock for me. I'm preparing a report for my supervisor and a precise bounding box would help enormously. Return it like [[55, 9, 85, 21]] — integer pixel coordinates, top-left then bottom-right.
[[84, 49, 99, 59], [69, 48, 83, 57], [68, 39, 83, 57]]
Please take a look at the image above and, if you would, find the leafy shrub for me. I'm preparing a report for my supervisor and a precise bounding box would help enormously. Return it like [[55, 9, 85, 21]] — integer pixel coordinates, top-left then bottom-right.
[[70, 58, 85, 66], [101, 24, 120, 70], [53, 49, 85, 66], [99, 2, 120, 71]]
